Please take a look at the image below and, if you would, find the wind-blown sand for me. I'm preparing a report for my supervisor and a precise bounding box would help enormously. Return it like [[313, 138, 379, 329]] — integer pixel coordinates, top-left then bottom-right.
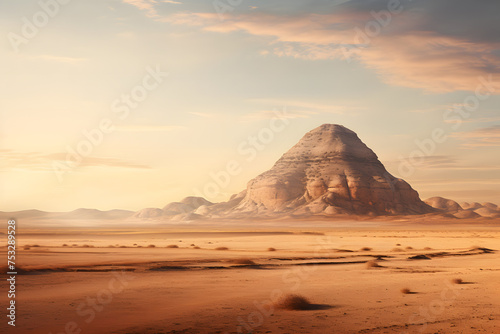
[[1, 220, 499, 333]]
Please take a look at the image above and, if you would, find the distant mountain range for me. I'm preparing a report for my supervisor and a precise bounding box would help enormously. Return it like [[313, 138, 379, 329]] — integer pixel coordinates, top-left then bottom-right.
[[4, 124, 499, 222]]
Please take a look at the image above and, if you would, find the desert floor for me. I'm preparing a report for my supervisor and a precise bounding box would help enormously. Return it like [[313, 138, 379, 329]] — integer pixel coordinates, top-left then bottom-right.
[[1, 219, 500, 334]]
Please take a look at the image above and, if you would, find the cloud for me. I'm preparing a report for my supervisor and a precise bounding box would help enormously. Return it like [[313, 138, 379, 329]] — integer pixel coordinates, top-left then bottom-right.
[[122, 0, 159, 18], [241, 109, 315, 121], [113, 125, 186, 132], [0, 150, 151, 172], [162, 0, 182, 4], [25, 54, 87, 63], [452, 125, 500, 147], [167, 9, 500, 93], [188, 111, 214, 118], [247, 98, 363, 114]]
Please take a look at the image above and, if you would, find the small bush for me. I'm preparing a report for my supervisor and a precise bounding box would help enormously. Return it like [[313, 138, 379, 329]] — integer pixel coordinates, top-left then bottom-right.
[[215, 247, 229, 251], [274, 294, 314, 310], [268, 247, 276, 252], [147, 244, 156, 248], [166, 245, 179, 248], [365, 260, 382, 268], [62, 244, 68, 247], [231, 258, 256, 265], [452, 278, 463, 284], [405, 246, 413, 250], [400, 288, 412, 294], [424, 247, 432, 250], [392, 248, 404, 252], [193, 246, 200, 249], [23, 246, 30, 250], [360, 247, 372, 251]]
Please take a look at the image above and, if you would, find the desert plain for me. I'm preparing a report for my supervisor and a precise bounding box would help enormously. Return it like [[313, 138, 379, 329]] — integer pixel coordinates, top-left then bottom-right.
[[1, 218, 499, 334]]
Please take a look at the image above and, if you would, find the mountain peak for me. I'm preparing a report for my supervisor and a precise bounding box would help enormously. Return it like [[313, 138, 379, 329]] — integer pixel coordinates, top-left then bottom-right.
[[279, 124, 378, 163], [228, 124, 433, 216]]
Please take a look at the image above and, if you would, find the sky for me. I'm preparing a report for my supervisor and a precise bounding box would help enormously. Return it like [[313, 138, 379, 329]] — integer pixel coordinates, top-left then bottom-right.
[[1, 0, 500, 212]]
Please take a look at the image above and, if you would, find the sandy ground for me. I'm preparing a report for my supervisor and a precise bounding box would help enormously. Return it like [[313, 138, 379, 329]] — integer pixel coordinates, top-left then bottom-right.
[[1, 220, 500, 334]]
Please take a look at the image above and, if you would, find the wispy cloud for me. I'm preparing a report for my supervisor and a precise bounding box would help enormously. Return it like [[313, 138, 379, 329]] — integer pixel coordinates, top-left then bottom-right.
[[122, 0, 159, 18], [27, 54, 87, 63], [247, 98, 363, 115], [167, 11, 500, 93], [452, 125, 500, 147], [0, 150, 151, 172], [242, 109, 315, 121], [188, 111, 214, 118], [114, 125, 186, 132], [162, 0, 182, 4]]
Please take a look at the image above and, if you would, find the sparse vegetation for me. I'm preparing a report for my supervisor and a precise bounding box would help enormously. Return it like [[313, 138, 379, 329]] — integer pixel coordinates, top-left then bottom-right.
[[405, 246, 413, 250], [360, 247, 372, 251], [396, 243, 401, 246], [72, 244, 78, 247], [193, 246, 200, 249], [230, 258, 256, 265], [392, 247, 404, 252], [452, 278, 463, 284], [268, 247, 276, 252], [23, 246, 30, 250], [62, 244, 68, 247], [166, 245, 179, 248], [400, 288, 412, 294], [119, 246, 127, 248], [147, 244, 156, 248], [215, 247, 229, 250], [424, 247, 432, 250], [365, 260, 382, 268], [274, 294, 314, 310]]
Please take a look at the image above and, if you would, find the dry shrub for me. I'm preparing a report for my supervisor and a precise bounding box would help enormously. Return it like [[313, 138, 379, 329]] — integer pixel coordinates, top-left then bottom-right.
[[193, 246, 201, 249], [72, 244, 78, 247], [231, 258, 256, 265], [405, 246, 413, 250], [215, 247, 229, 250], [23, 246, 31, 250], [392, 248, 404, 252], [400, 288, 412, 294], [424, 247, 432, 250], [396, 243, 401, 246], [360, 247, 372, 251], [119, 246, 127, 248], [274, 294, 313, 310], [190, 244, 195, 246], [166, 245, 179, 248], [451, 278, 463, 284], [267, 247, 276, 252], [31, 245, 40, 247], [365, 260, 382, 269], [147, 244, 156, 248], [62, 244, 68, 247], [108, 245, 115, 248]]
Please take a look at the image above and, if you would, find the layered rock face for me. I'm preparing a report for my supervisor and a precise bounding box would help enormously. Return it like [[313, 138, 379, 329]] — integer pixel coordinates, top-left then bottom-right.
[[232, 124, 433, 215]]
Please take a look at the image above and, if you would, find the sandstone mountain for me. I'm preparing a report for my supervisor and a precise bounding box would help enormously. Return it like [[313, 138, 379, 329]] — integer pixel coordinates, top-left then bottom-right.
[[132, 124, 499, 220], [424, 196, 500, 219], [222, 124, 433, 216]]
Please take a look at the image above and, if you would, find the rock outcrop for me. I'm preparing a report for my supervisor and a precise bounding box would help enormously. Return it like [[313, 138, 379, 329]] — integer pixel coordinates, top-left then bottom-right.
[[227, 124, 434, 216]]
